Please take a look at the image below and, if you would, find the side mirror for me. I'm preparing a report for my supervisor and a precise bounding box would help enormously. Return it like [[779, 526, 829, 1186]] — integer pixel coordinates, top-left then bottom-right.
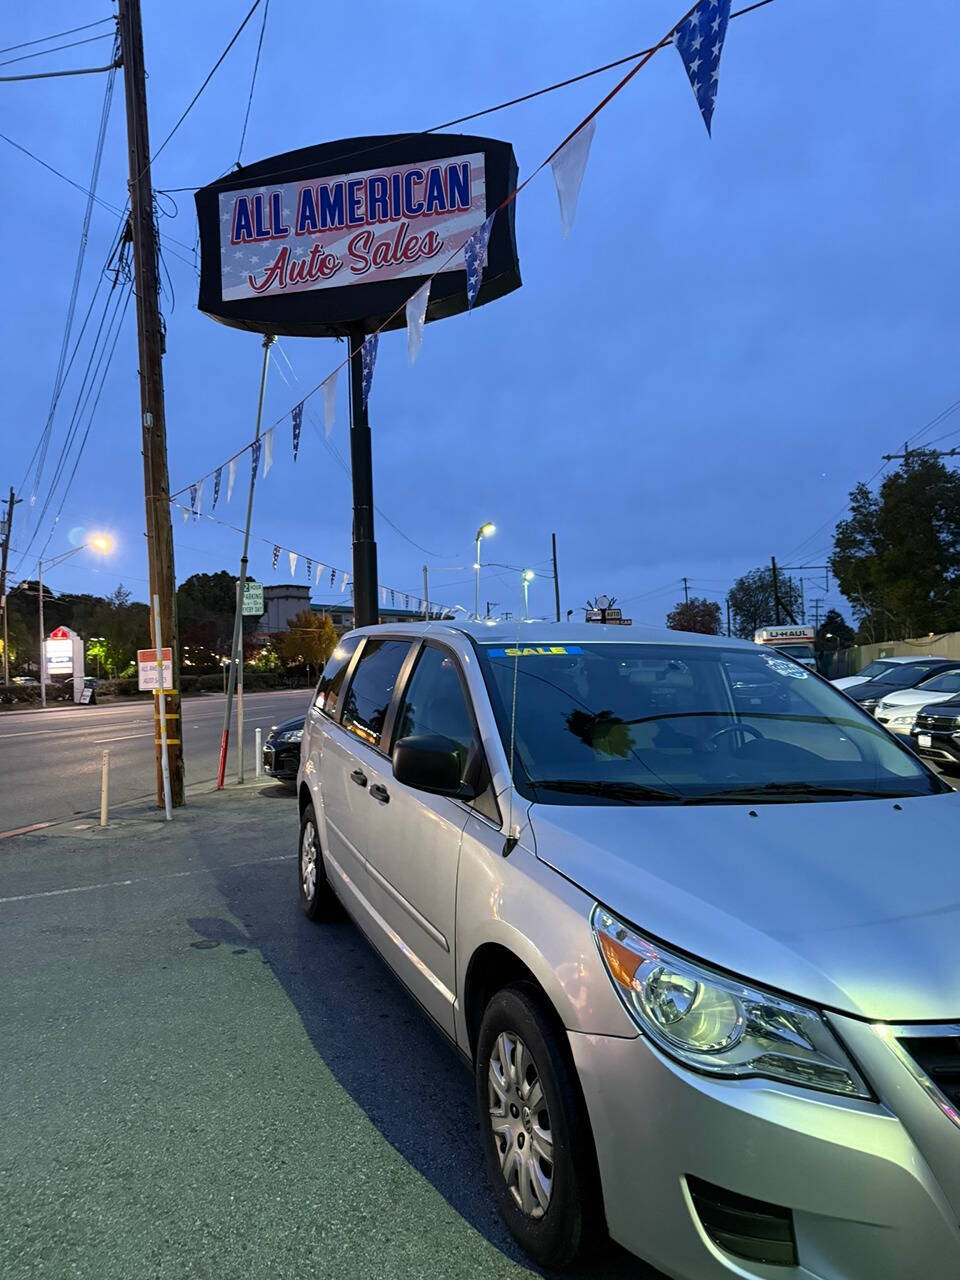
[[392, 734, 476, 798]]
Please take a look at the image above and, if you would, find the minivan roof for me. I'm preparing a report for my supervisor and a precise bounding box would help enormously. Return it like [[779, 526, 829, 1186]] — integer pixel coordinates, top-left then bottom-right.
[[347, 620, 757, 650]]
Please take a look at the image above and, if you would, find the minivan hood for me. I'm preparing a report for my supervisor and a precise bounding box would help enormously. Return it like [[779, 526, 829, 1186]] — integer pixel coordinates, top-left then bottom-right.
[[530, 793, 960, 1021]]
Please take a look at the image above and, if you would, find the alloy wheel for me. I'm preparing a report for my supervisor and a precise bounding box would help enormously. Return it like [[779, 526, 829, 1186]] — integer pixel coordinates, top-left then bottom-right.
[[300, 819, 318, 902], [488, 1030, 554, 1218]]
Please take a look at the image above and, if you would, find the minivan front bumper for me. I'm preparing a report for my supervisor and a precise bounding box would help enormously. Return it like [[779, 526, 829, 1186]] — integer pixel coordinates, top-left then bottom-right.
[[569, 1019, 960, 1280]]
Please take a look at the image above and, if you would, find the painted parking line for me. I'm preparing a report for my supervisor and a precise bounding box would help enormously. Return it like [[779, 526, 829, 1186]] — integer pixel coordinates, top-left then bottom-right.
[[0, 852, 294, 905]]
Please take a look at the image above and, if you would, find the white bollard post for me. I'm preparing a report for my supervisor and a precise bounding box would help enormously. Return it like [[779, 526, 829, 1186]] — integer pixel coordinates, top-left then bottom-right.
[[255, 727, 262, 779], [100, 750, 109, 827]]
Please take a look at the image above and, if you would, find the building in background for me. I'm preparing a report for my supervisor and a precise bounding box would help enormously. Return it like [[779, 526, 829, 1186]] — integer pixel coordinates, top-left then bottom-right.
[[257, 584, 453, 635]]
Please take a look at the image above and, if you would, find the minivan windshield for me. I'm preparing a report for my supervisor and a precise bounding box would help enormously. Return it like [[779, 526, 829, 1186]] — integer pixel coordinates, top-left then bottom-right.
[[475, 642, 944, 805]]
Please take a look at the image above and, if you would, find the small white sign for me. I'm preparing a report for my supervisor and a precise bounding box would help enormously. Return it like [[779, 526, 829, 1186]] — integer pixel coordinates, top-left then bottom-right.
[[137, 647, 173, 692], [242, 581, 264, 616]]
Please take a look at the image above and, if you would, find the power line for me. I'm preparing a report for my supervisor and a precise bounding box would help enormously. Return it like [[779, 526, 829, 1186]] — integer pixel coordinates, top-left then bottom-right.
[[0, 32, 114, 69], [0, 16, 114, 57], [236, 0, 269, 166]]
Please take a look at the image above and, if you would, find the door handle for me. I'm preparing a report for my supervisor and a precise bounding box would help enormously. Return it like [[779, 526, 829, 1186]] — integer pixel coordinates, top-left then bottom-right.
[[369, 783, 390, 804], [350, 769, 368, 787]]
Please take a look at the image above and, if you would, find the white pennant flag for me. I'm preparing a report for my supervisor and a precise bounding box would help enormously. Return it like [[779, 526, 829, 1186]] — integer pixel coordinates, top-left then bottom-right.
[[181, 504, 189, 522], [227, 458, 237, 502], [340, 571, 349, 593], [288, 551, 298, 576], [315, 561, 324, 583], [263, 427, 275, 477], [195, 477, 204, 518], [405, 281, 430, 365], [381, 586, 388, 606], [550, 117, 596, 239], [322, 370, 337, 438]]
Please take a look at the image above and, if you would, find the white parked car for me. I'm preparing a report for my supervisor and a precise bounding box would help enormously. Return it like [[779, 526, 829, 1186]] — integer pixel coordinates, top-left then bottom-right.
[[833, 656, 933, 692], [875, 668, 960, 734]]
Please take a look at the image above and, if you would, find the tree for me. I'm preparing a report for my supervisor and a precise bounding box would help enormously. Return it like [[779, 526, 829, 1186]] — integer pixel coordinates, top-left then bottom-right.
[[86, 585, 150, 677], [1, 606, 31, 675], [666, 597, 723, 635], [815, 608, 854, 651], [831, 451, 960, 642], [276, 610, 337, 680], [176, 570, 260, 670], [727, 567, 803, 640]]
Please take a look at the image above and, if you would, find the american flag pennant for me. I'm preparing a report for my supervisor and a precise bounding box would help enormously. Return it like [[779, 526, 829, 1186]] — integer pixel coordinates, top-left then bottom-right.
[[550, 118, 596, 239], [361, 334, 378, 409], [390, 589, 395, 605], [251, 438, 262, 481], [673, 0, 732, 136], [315, 561, 324, 583], [330, 567, 336, 587], [405, 281, 430, 365], [463, 212, 496, 309], [189, 484, 198, 517], [272, 544, 280, 571], [212, 466, 222, 510], [305, 558, 312, 581], [292, 402, 303, 461], [404, 594, 409, 610], [322, 372, 337, 438], [227, 458, 237, 502], [263, 427, 275, 478], [288, 551, 298, 576]]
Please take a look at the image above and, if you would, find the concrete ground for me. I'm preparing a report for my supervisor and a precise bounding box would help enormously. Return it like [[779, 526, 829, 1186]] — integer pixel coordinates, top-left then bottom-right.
[[0, 781, 658, 1280]]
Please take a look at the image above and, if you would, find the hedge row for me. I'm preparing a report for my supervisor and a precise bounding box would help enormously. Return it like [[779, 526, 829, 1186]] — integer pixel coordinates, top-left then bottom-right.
[[0, 683, 73, 705]]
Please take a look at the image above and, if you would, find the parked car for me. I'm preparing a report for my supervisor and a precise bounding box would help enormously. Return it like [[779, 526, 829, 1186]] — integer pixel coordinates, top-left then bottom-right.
[[843, 658, 960, 712], [262, 714, 304, 787], [874, 667, 960, 735], [912, 696, 960, 773], [10, 676, 40, 686], [833, 655, 934, 691], [296, 622, 960, 1278]]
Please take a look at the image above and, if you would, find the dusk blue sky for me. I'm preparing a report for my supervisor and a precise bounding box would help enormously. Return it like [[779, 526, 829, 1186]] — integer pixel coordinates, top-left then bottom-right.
[[3, 0, 958, 629]]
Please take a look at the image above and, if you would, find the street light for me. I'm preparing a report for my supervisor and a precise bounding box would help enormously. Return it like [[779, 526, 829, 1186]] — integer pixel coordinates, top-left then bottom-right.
[[522, 568, 535, 620], [473, 522, 496, 620], [37, 533, 114, 707]]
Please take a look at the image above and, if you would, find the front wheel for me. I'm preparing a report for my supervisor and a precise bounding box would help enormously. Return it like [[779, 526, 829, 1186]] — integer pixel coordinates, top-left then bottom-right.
[[475, 985, 602, 1269], [298, 801, 338, 921]]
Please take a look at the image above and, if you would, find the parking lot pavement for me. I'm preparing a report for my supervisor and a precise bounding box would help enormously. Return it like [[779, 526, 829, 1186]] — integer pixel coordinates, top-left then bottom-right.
[[0, 783, 659, 1280]]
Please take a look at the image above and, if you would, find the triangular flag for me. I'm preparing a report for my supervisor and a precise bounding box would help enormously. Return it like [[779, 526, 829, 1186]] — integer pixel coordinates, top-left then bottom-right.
[[315, 561, 323, 583], [227, 458, 237, 502], [322, 372, 337, 438], [292, 402, 303, 460], [263, 427, 275, 477], [181, 504, 189, 522], [463, 213, 495, 309], [550, 117, 596, 239], [330, 567, 336, 587], [189, 484, 198, 517], [251, 438, 262, 480], [272, 544, 280, 570], [361, 335, 378, 409], [340, 571, 349, 593], [673, 0, 732, 136], [381, 586, 387, 606], [390, 589, 395, 605], [305, 558, 312, 582], [288, 551, 298, 576], [212, 466, 222, 510], [405, 281, 430, 364], [194, 477, 204, 519]]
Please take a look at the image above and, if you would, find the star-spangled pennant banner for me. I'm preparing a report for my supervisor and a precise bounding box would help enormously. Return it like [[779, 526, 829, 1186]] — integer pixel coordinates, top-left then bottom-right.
[[292, 402, 303, 461], [322, 372, 337, 437], [673, 0, 732, 136], [330, 567, 336, 587], [227, 458, 237, 502], [463, 212, 496, 309], [189, 484, 198, 518], [306, 558, 312, 582], [272, 544, 280, 571], [288, 551, 298, 576], [404, 594, 410, 609], [361, 334, 378, 409], [550, 117, 596, 239], [263, 427, 275, 477], [212, 466, 222, 510], [405, 281, 430, 365], [251, 438, 262, 481]]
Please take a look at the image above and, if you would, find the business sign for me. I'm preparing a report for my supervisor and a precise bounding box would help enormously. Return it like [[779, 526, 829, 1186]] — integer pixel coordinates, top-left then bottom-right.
[[196, 133, 521, 337], [137, 648, 173, 692], [44, 630, 74, 675], [242, 581, 264, 616]]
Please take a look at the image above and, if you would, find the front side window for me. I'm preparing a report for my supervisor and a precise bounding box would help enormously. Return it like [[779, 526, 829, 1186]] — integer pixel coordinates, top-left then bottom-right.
[[916, 670, 960, 693], [394, 646, 478, 772], [475, 642, 944, 805], [340, 639, 410, 748], [314, 635, 361, 718]]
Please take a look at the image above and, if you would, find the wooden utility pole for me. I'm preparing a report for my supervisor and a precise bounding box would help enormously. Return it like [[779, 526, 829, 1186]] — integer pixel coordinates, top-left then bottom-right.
[[0, 487, 22, 686], [118, 0, 184, 806]]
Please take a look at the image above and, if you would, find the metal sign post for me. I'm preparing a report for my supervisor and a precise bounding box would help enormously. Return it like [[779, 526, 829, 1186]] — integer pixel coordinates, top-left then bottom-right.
[[152, 593, 173, 821]]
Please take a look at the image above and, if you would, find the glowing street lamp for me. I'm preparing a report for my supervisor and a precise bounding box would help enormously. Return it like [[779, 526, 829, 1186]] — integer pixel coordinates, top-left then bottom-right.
[[522, 568, 535, 620], [37, 533, 114, 707], [473, 522, 496, 620]]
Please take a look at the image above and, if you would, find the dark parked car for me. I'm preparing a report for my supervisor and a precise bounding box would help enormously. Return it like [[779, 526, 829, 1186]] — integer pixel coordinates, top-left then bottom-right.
[[262, 715, 304, 787], [844, 659, 960, 712], [912, 696, 960, 773]]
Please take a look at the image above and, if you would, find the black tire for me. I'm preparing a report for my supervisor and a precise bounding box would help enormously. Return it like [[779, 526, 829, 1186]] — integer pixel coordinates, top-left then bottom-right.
[[475, 985, 602, 1270], [297, 800, 338, 921]]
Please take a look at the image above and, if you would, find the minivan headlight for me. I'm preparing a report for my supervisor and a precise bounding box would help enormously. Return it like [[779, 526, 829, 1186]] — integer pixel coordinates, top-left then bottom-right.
[[592, 908, 870, 1098]]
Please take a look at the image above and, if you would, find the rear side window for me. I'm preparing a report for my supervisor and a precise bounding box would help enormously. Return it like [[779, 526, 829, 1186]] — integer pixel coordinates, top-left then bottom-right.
[[314, 636, 361, 718], [340, 639, 410, 748]]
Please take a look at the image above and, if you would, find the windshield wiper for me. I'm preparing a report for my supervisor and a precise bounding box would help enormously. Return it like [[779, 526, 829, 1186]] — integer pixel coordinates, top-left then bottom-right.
[[529, 779, 682, 804], [687, 781, 911, 803]]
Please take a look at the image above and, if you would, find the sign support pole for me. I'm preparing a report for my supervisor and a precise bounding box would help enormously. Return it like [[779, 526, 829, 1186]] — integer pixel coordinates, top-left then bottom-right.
[[237, 577, 245, 783], [217, 333, 274, 789], [38, 557, 46, 709], [1, 487, 21, 688], [347, 323, 379, 628], [152, 593, 173, 821]]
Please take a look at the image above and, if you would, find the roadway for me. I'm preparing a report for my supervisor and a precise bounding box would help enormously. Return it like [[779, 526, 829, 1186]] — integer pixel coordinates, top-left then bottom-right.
[[0, 688, 312, 835]]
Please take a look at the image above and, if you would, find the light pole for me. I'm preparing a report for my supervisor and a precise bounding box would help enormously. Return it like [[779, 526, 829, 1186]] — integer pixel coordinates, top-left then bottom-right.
[[473, 522, 496, 620], [37, 533, 113, 707], [522, 569, 535, 621]]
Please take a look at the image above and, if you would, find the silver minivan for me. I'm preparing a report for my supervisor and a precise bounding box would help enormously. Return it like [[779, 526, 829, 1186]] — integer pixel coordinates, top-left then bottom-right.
[[296, 622, 960, 1278]]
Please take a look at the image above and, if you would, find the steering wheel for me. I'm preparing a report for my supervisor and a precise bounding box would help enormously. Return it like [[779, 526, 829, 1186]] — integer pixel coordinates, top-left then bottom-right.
[[707, 723, 765, 751]]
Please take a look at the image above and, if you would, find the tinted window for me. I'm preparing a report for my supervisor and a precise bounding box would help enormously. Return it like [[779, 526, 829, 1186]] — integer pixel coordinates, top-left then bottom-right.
[[340, 639, 410, 748], [858, 661, 894, 680], [874, 662, 945, 686], [395, 646, 477, 771], [314, 635, 361, 718], [917, 670, 960, 693]]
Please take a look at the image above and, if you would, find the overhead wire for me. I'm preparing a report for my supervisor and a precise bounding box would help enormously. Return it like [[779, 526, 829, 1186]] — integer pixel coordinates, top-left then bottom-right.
[[0, 16, 114, 57], [235, 0, 269, 166], [0, 32, 114, 69]]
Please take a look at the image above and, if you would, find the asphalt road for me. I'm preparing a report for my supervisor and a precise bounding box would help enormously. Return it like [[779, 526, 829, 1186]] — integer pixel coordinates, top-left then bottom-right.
[[0, 688, 312, 835]]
